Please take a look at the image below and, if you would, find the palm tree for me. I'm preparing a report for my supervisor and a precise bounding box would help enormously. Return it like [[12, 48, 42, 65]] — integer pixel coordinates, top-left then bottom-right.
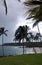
[[14, 25, 30, 42], [24, 0, 42, 24], [14, 25, 30, 54], [22, 25, 30, 54], [14, 26, 25, 54], [24, 0, 42, 42], [14, 26, 23, 43], [0, 27, 8, 56]]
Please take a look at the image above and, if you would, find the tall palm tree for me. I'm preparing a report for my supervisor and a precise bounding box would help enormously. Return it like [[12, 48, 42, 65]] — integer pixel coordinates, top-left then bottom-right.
[[14, 25, 30, 54], [0, 27, 8, 56], [14, 26, 25, 54], [14, 25, 30, 42]]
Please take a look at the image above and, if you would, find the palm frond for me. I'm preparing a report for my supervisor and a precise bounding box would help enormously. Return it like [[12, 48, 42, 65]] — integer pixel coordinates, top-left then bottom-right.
[[25, 1, 42, 26], [4, 0, 7, 15], [24, 1, 42, 6], [0, 27, 8, 36], [33, 20, 39, 27], [4, 30, 8, 32], [18, 0, 21, 2], [0, 33, 1, 36], [4, 32, 7, 36], [26, 6, 40, 19]]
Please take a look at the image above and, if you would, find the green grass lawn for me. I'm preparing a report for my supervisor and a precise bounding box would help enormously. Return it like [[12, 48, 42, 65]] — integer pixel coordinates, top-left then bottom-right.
[[0, 54, 42, 65]]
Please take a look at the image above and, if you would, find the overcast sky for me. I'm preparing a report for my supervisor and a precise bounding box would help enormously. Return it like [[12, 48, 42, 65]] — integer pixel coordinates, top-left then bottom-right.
[[0, 0, 42, 44]]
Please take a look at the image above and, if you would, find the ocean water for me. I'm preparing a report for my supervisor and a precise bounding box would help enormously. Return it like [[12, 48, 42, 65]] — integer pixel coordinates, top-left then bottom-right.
[[0, 46, 42, 56]]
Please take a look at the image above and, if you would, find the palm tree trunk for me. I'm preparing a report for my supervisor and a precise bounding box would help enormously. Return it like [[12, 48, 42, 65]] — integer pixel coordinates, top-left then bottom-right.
[[37, 24, 40, 34], [19, 39, 20, 43], [37, 24, 41, 52], [33, 47, 37, 54], [23, 43, 24, 54], [33, 24, 40, 54], [22, 39, 24, 54], [2, 34, 4, 56], [37, 24, 41, 41]]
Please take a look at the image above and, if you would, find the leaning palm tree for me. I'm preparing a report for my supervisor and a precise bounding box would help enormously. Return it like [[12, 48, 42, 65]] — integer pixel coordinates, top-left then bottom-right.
[[24, 0, 42, 42], [0, 27, 8, 56]]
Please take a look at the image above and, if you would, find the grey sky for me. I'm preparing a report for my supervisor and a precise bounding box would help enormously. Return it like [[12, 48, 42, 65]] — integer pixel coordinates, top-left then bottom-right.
[[0, 0, 27, 44], [0, 0, 42, 44]]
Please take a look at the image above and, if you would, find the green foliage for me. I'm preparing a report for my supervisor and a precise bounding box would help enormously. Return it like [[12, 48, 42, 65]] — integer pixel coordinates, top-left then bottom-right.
[[0, 54, 42, 65]]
